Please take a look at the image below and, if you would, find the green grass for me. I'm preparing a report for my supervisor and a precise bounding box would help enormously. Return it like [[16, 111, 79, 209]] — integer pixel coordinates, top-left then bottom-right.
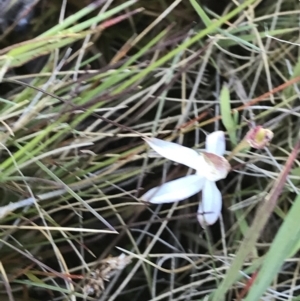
[[0, 0, 300, 300]]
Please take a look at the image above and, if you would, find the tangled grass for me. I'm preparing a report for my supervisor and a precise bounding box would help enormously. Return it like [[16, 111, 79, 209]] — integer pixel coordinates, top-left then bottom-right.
[[0, 0, 300, 300]]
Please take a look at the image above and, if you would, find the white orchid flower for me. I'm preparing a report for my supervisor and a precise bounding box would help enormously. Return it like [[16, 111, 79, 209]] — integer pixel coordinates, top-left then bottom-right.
[[141, 131, 230, 227]]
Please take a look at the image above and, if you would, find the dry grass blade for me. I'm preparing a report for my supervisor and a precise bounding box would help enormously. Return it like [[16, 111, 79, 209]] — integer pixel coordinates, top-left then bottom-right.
[[0, 0, 300, 300]]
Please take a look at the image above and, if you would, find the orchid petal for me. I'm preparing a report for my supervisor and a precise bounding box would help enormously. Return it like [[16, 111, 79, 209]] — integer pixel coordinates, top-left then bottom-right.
[[199, 152, 230, 181], [205, 131, 226, 156], [197, 180, 222, 226], [144, 137, 205, 170], [141, 174, 205, 204]]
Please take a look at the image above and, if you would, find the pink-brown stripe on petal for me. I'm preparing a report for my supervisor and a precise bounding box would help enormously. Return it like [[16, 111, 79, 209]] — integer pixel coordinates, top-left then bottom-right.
[[201, 152, 231, 181]]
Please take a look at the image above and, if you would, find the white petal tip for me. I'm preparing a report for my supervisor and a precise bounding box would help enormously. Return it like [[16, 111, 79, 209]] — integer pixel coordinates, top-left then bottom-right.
[[205, 131, 226, 156], [143, 137, 201, 170], [141, 175, 205, 204], [197, 181, 222, 227], [197, 211, 220, 227]]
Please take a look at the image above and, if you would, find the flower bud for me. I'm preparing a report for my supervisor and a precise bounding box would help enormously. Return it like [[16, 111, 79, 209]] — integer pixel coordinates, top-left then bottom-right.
[[245, 126, 273, 149]]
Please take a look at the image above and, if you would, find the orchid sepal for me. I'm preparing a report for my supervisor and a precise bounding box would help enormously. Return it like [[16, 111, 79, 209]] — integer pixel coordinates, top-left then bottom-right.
[[141, 174, 204, 204]]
